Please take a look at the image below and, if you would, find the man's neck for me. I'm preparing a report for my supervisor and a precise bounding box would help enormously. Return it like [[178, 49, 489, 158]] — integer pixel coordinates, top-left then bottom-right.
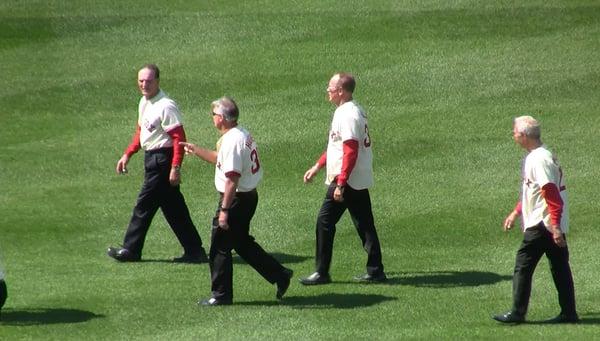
[[525, 139, 543, 152]]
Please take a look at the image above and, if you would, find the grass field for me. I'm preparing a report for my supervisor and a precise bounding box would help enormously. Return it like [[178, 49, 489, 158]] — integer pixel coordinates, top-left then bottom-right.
[[1, 0, 600, 339]]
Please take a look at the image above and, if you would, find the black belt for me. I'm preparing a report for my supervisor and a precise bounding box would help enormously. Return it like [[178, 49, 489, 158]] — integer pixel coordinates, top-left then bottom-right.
[[145, 147, 172, 155], [219, 189, 257, 197]]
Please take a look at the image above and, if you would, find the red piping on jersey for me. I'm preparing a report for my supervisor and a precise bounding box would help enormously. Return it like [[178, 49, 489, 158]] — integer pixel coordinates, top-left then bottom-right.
[[225, 171, 241, 178], [124, 124, 142, 157], [541, 183, 563, 227], [337, 139, 359, 186]]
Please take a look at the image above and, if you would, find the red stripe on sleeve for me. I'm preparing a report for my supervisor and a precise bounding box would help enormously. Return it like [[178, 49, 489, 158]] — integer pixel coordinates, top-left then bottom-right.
[[124, 124, 142, 157], [166, 125, 186, 167], [337, 139, 359, 186], [541, 183, 563, 226]]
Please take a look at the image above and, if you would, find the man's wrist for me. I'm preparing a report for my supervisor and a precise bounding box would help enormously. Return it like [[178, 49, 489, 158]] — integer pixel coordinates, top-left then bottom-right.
[[172, 165, 181, 172]]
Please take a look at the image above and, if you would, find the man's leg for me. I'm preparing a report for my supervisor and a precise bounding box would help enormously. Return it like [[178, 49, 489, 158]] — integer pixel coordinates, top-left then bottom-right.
[[346, 187, 384, 276], [314, 183, 346, 275], [512, 226, 545, 316]]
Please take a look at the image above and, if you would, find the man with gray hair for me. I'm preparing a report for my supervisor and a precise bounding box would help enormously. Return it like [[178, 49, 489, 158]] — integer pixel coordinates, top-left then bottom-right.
[[493, 115, 578, 324], [181, 97, 293, 305]]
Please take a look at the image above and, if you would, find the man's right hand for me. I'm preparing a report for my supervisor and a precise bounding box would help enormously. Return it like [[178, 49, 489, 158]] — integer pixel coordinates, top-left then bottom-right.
[[116, 154, 129, 174], [502, 210, 519, 231], [303, 165, 320, 183]]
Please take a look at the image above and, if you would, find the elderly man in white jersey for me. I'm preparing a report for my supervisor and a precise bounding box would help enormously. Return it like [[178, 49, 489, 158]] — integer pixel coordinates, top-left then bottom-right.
[[180, 97, 293, 306], [300, 73, 385, 285], [107, 64, 207, 263], [493, 115, 578, 324]]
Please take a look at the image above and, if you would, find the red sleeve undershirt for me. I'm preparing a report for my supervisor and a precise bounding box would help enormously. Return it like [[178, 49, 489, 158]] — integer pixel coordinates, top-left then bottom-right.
[[337, 139, 359, 187], [316, 152, 327, 168], [166, 125, 186, 167], [541, 183, 563, 227], [124, 125, 142, 158], [513, 201, 522, 215]]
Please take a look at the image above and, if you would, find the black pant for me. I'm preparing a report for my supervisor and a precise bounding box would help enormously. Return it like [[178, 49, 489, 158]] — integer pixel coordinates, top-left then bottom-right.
[[209, 190, 287, 301], [314, 182, 384, 276], [512, 223, 577, 317], [0, 279, 7, 313], [122, 148, 204, 256]]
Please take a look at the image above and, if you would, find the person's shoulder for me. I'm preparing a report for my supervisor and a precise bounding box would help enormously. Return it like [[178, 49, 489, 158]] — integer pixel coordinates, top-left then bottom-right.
[[528, 146, 554, 164]]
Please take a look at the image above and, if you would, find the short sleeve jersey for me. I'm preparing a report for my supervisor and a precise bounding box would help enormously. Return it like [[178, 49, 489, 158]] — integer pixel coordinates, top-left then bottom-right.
[[138, 90, 183, 151], [521, 145, 569, 233], [215, 126, 263, 193], [325, 101, 374, 189]]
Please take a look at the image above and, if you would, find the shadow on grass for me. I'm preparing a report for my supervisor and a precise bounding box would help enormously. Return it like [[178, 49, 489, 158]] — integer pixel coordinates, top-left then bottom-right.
[[138, 252, 309, 265], [237, 293, 397, 309], [0, 308, 104, 326], [525, 312, 600, 325], [385, 271, 512, 287], [234, 252, 310, 265]]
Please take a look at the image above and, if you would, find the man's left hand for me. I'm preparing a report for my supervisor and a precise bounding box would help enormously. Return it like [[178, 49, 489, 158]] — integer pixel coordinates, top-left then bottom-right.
[[551, 226, 566, 248], [333, 185, 344, 202], [169, 167, 181, 186]]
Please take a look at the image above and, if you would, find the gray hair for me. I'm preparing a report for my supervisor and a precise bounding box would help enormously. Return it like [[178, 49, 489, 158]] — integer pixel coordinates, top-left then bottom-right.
[[211, 96, 239, 122], [514, 115, 541, 139]]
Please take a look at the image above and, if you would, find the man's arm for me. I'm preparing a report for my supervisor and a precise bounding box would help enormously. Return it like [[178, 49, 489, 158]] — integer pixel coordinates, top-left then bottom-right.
[[333, 139, 359, 202], [179, 142, 218, 164], [303, 151, 327, 183], [218, 173, 240, 230], [166, 125, 186, 186], [116, 124, 141, 174], [541, 183, 566, 247], [503, 201, 521, 231]]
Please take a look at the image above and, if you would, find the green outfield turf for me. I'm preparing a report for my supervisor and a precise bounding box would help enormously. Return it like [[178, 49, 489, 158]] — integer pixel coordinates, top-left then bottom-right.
[[1, 0, 599, 339]]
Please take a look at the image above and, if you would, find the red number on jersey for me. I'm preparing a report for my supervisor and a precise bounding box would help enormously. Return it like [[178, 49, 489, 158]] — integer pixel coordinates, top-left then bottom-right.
[[250, 149, 260, 174], [363, 124, 371, 147]]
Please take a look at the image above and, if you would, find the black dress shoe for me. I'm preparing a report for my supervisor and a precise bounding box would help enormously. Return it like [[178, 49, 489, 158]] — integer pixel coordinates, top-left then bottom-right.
[[492, 311, 525, 323], [299, 272, 331, 286], [173, 252, 208, 264], [198, 297, 232, 306], [354, 272, 387, 283], [107, 246, 140, 262], [276, 268, 293, 299], [544, 313, 579, 324]]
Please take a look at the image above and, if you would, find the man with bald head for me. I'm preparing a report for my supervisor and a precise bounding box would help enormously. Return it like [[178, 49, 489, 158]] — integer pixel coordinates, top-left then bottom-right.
[[300, 73, 386, 285], [107, 64, 207, 263]]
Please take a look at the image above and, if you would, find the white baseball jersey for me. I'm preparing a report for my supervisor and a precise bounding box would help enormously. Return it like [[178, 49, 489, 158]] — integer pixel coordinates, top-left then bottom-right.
[[138, 90, 182, 151], [325, 100, 373, 189], [521, 145, 569, 233], [215, 126, 263, 193]]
